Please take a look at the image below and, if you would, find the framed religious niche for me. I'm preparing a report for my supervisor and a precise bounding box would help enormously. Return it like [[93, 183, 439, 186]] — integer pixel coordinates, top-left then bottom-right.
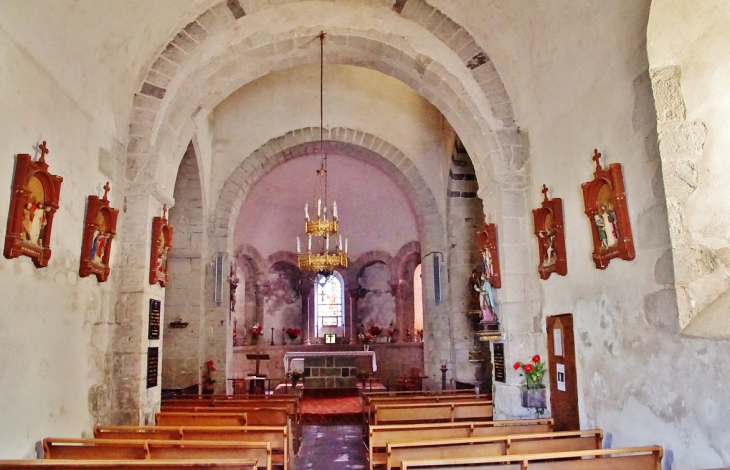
[[581, 149, 635, 269], [79, 182, 119, 282], [532, 184, 567, 280], [468, 215, 502, 335], [149, 205, 173, 286], [3, 142, 63, 268]]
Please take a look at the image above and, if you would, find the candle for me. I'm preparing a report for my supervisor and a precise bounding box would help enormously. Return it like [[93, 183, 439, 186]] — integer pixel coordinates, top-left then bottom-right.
[[297, 237, 301, 254], [339, 235, 342, 251], [326, 234, 330, 251], [345, 238, 348, 253], [305, 203, 309, 221], [308, 234, 312, 251], [333, 201, 338, 219], [318, 198, 321, 217]]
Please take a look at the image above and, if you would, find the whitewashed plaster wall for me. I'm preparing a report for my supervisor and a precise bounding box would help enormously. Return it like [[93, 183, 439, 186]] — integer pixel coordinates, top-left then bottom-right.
[[647, 0, 730, 340], [437, 0, 729, 467], [211, 64, 450, 224], [0, 24, 127, 458]]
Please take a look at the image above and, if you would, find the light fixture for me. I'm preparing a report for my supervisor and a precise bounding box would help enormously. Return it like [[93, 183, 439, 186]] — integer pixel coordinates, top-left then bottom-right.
[[296, 31, 348, 276]]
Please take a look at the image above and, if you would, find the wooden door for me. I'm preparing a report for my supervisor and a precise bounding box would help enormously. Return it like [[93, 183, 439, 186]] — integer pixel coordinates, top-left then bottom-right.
[[546, 314, 580, 431]]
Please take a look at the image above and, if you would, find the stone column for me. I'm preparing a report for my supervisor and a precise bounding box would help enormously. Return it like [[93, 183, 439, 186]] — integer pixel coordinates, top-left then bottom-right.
[[108, 188, 173, 425]]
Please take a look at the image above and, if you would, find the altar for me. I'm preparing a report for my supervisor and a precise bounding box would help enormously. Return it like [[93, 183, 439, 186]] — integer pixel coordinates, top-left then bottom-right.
[[283, 351, 377, 373]]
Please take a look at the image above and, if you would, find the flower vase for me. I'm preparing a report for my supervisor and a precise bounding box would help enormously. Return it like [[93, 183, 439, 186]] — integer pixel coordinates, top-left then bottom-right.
[[520, 386, 546, 409], [363, 344, 370, 351]]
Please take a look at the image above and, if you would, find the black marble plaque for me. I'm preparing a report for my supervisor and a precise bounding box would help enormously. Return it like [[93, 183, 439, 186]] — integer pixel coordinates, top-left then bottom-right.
[[147, 347, 159, 388], [148, 299, 161, 340], [494, 342, 506, 383]]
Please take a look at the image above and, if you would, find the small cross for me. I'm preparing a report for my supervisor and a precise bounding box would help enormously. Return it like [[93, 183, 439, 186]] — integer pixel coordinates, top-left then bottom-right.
[[39, 141, 49, 163], [162, 204, 167, 219], [102, 182, 111, 201], [592, 149, 602, 172], [541, 184, 549, 202]]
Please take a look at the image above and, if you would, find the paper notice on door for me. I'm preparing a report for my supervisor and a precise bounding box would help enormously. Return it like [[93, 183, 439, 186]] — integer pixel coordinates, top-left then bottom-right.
[[556, 363, 566, 392], [553, 328, 563, 357]]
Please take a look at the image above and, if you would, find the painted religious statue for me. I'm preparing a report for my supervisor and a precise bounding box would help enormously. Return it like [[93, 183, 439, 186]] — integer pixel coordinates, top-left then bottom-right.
[[467, 217, 501, 330]]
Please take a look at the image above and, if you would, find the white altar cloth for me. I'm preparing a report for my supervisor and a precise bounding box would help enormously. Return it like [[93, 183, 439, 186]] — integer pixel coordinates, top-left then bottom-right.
[[283, 351, 376, 373]]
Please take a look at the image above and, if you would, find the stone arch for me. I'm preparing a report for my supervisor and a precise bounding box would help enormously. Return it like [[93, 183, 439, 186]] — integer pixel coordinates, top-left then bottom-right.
[[124, 2, 524, 198], [213, 129, 441, 255]]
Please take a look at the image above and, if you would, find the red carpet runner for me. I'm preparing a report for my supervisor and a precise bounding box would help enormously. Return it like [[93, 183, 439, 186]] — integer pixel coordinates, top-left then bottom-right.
[[301, 396, 362, 424]]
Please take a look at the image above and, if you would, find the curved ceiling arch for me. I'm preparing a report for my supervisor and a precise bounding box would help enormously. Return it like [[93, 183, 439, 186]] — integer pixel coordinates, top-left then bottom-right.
[[213, 127, 443, 255], [125, 1, 522, 199]]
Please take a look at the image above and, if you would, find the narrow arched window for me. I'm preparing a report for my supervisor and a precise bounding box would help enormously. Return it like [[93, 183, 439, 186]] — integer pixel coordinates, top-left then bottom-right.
[[315, 272, 344, 336]]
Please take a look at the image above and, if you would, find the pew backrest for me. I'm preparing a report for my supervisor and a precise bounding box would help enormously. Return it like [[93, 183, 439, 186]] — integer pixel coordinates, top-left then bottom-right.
[[374, 401, 493, 425], [93, 426, 182, 441], [155, 412, 248, 427], [44, 439, 148, 460], [385, 430, 603, 470], [0, 459, 257, 469], [399, 446, 663, 470]]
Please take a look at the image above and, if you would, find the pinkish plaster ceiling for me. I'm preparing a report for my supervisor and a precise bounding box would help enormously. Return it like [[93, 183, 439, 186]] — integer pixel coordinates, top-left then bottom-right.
[[234, 152, 419, 259]]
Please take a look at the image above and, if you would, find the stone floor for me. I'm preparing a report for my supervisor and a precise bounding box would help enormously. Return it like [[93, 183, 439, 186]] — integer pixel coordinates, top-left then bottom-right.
[[292, 424, 368, 470]]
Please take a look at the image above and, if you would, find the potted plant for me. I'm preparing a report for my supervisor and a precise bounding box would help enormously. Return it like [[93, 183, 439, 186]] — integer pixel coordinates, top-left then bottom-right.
[[285, 328, 301, 343], [250, 322, 263, 343], [387, 322, 397, 343], [202, 359, 216, 394], [514, 355, 547, 414]]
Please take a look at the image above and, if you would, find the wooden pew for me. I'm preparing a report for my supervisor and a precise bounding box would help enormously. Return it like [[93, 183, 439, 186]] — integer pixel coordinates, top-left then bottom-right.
[[368, 419, 553, 470], [399, 446, 664, 470], [43, 439, 271, 470], [364, 395, 490, 429], [0, 460, 257, 469], [373, 401, 493, 425], [94, 426, 289, 470], [385, 430, 603, 470], [160, 401, 301, 453]]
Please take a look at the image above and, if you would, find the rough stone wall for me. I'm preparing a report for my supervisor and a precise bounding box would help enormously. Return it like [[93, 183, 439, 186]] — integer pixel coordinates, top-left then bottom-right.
[[446, 140, 492, 390], [161, 143, 205, 390]]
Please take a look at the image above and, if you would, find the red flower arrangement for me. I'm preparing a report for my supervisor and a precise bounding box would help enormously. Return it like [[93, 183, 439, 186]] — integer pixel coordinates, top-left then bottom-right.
[[286, 328, 301, 339], [513, 354, 546, 389], [202, 360, 216, 385], [369, 326, 382, 336], [250, 323, 263, 336]]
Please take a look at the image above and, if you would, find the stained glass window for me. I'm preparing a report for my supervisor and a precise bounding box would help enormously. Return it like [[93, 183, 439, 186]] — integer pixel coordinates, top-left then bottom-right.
[[315, 272, 343, 329]]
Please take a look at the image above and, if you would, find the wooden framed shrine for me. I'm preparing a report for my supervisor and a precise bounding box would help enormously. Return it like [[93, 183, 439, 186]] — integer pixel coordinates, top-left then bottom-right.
[[581, 149, 635, 269], [149, 204, 173, 286], [3, 142, 63, 267], [79, 182, 119, 282], [532, 184, 567, 279]]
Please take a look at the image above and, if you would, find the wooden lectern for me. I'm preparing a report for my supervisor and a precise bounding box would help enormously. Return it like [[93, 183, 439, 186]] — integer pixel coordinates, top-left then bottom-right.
[[246, 353, 270, 395]]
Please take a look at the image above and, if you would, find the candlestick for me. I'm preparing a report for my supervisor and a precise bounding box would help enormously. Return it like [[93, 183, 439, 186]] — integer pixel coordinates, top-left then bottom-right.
[[305, 203, 309, 221], [297, 237, 301, 254]]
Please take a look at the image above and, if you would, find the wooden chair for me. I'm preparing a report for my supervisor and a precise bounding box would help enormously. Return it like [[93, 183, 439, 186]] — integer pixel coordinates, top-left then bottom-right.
[[399, 446, 663, 470]]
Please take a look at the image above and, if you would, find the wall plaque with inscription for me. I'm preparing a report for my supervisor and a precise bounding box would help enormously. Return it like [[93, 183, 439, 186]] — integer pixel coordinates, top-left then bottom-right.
[[147, 347, 159, 388], [493, 342, 506, 383], [148, 299, 161, 340]]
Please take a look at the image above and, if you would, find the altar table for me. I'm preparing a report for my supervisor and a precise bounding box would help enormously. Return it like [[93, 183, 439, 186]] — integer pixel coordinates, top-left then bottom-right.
[[283, 351, 377, 373]]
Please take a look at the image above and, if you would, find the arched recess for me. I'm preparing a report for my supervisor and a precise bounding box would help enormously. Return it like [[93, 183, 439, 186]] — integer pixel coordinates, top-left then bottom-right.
[[214, 131, 439, 255], [395, 241, 422, 342], [123, 1, 525, 198], [161, 142, 206, 390], [262, 260, 303, 336]]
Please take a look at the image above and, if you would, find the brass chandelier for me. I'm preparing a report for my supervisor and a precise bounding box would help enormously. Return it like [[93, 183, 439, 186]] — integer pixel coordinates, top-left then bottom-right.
[[296, 31, 348, 276]]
